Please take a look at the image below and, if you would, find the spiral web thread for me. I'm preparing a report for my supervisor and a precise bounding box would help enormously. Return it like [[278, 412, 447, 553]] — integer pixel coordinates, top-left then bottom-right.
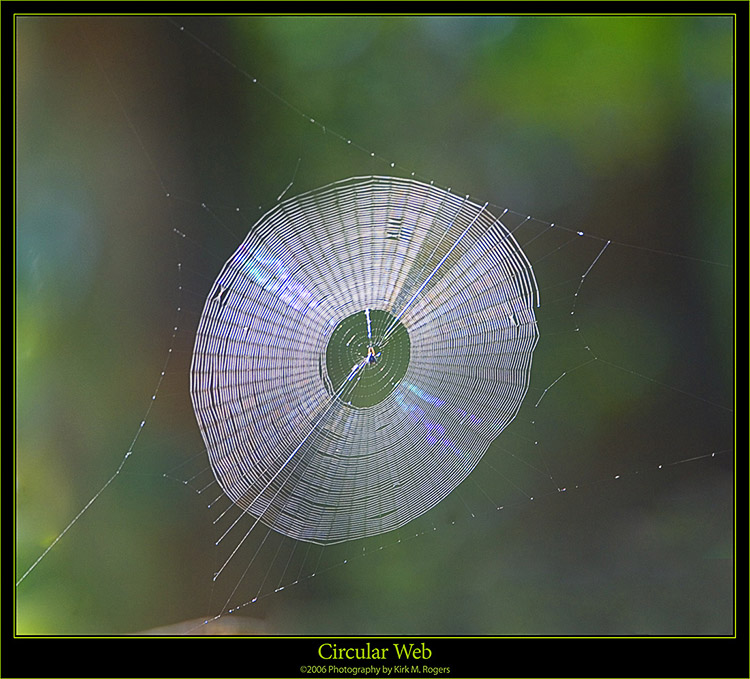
[[190, 175, 540, 556]]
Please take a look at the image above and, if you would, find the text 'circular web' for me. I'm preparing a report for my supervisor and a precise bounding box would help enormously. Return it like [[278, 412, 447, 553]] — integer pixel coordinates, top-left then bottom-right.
[[190, 176, 539, 544]]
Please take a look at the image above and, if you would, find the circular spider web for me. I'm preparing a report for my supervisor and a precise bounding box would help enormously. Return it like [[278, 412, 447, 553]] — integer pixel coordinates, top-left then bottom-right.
[[190, 176, 539, 545]]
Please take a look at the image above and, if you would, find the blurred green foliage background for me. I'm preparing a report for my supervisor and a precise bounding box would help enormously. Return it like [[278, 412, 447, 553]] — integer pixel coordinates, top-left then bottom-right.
[[16, 14, 734, 646]]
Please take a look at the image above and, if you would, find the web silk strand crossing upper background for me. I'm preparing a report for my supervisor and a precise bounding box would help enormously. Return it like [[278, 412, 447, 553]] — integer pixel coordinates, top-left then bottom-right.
[[190, 176, 540, 545]]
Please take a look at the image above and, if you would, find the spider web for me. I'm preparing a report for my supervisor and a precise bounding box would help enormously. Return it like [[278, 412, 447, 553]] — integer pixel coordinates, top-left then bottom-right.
[[191, 176, 540, 549], [15, 15, 735, 641]]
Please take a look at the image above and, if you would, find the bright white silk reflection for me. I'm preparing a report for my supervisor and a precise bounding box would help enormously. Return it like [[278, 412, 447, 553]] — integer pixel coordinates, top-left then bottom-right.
[[190, 176, 539, 546]]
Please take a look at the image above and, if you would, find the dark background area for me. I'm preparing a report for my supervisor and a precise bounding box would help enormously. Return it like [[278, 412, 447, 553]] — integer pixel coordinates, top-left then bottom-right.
[[15, 12, 735, 659]]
